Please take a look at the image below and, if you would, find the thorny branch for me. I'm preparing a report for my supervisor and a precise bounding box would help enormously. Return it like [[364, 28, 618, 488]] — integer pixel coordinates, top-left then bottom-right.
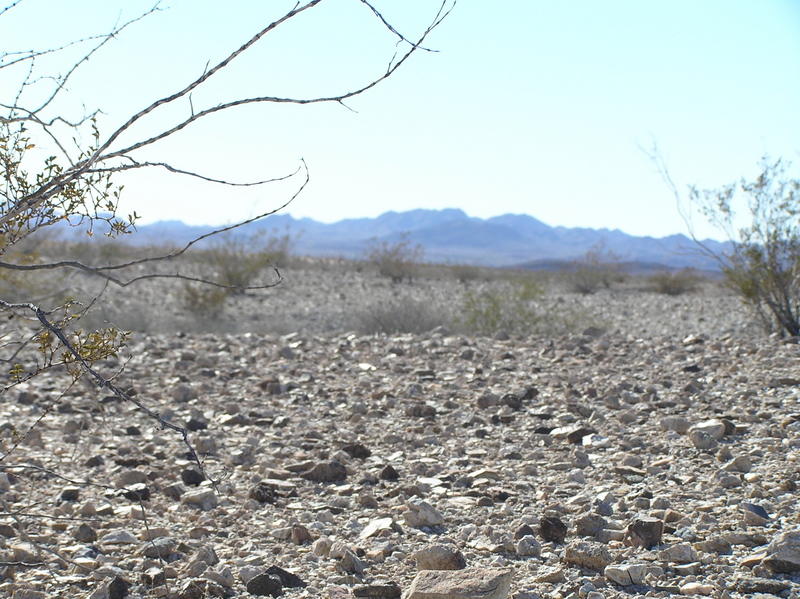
[[0, 298, 219, 486], [0, 160, 309, 287]]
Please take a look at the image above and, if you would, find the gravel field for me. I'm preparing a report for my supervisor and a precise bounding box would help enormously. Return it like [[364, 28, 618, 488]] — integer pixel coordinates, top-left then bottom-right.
[[1, 261, 798, 599]]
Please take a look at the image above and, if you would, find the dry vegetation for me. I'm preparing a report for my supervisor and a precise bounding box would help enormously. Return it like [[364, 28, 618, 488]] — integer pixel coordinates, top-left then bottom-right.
[[13, 237, 750, 341]]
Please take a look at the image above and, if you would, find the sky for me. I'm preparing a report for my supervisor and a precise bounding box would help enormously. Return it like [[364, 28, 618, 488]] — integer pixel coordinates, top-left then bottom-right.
[[2, 0, 799, 241]]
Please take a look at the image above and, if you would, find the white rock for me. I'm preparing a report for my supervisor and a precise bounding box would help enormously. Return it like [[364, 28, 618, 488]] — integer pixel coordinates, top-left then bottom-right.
[[182, 488, 218, 511], [680, 582, 713, 595], [515, 536, 541, 557], [604, 563, 648, 586], [404, 500, 444, 528]]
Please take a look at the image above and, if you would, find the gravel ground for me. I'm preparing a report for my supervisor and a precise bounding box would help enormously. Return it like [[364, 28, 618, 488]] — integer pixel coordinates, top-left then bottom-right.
[[1, 261, 798, 599]]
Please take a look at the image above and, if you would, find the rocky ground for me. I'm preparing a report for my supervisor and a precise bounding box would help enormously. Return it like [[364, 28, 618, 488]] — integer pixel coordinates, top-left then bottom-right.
[[1, 264, 799, 599]]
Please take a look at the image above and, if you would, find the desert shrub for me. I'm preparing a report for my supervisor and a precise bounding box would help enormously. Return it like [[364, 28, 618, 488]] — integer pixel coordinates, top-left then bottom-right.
[[354, 293, 448, 334], [568, 241, 625, 294], [649, 268, 702, 295], [449, 263, 483, 284], [456, 279, 544, 335], [365, 233, 424, 283], [684, 159, 800, 335], [203, 230, 292, 293], [182, 283, 229, 319]]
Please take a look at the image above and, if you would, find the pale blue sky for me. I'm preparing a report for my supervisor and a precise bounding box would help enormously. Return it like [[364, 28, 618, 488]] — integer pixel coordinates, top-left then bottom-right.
[[2, 0, 799, 240]]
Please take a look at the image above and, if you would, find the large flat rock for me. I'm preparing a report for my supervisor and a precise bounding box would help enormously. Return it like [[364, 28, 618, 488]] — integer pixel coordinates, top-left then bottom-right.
[[407, 568, 513, 599]]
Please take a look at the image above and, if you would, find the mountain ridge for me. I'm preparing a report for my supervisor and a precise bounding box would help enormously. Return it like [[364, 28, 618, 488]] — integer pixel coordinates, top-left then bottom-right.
[[121, 209, 725, 270]]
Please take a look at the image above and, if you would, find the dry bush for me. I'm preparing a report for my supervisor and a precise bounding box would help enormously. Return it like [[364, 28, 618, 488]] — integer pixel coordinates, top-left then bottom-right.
[[568, 241, 626, 294], [182, 283, 229, 319], [365, 233, 424, 283], [353, 293, 448, 334], [455, 279, 544, 335], [649, 268, 703, 296], [205, 230, 292, 293]]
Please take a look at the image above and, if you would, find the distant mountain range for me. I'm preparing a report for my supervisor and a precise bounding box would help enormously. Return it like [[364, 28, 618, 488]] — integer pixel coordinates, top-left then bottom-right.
[[123, 208, 726, 270]]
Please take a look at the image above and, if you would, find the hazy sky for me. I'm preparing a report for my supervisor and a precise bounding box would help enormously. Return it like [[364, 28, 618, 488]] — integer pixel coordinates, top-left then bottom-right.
[[2, 0, 799, 240]]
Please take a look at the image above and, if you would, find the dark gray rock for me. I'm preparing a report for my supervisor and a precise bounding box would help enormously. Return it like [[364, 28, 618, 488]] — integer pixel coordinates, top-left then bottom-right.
[[181, 466, 206, 486], [300, 461, 347, 483], [108, 576, 130, 599], [539, 516, 568, 543], [73, 523, 97, 543], [248, 483, 278, 504], [246, 573, 283, 597], [265, 565, 306, 588], [625, 517, 663, 549], [353, 583, 402, 598]]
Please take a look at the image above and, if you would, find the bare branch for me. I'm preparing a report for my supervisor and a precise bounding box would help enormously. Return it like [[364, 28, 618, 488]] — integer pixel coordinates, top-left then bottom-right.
[[87, 158, 303, 187], [0, 0, 26, 20], [358, 0, 439, 52], [102, 0, 455, 161], [639, 142, 722, 263], [0, 159, 309, 288], [0, 298, 219, 485]]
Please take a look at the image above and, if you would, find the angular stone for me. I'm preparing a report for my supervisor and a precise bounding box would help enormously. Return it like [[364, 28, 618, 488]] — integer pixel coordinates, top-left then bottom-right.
[[691, 419, 727, 439], [660, 416, 691, 434], [407, 568, 513, 599], [404, 500, 445, 528], [204, 565, 235, 589], [265, 565, 306, 588], [658, 543, 695, 564], [534, 565, 565, 584], [342, 443, 371, 460], [300, 461, 347, 483], [248, 482, 278, 504], [625, 517, 663, 549], [604, 563, 648, 586], [741, 502, 769, 526], [575, 514, 607, 538], [108, 576, 130, 599], [514, 524, 535, 540], [60, 486, 80, 502], [246, 573, 283, 597], [733, 578, 791, 595], [182, 488, 218, 511], [380, 464, 401, 481], [413, 544, 467, 570], [353, 583, 402, 598], [563, 541, 613, 571], [360, 517, 397, 539], [515, 535, 541, 557], [101, 529, 139, 545], [336, 548, 364, 575], [539, 516, 568, 543], [724, 454, 752, 473], [763, 529, 800, 573], [181, 466, 206, 486]]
